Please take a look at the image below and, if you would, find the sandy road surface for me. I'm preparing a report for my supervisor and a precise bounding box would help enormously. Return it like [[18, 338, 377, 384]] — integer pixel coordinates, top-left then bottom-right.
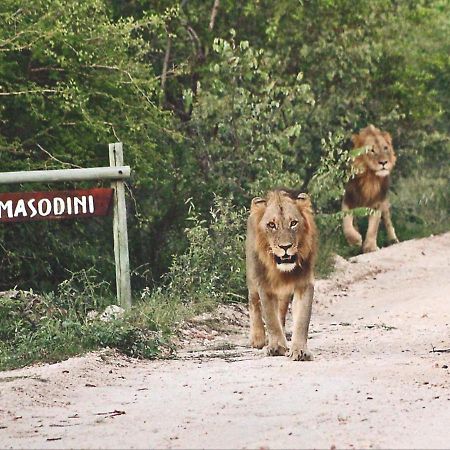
[[1, 233, 449, 449]]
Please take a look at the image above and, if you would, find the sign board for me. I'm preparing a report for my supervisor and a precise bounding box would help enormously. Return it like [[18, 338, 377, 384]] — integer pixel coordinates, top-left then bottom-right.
[[0, 188, 113, 223], [0, 142, 132, 309]]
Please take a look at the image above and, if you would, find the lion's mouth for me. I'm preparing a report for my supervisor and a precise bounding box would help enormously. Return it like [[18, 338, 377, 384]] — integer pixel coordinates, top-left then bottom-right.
[[274, 254, 297, 265], [376, 168, 390, 177]]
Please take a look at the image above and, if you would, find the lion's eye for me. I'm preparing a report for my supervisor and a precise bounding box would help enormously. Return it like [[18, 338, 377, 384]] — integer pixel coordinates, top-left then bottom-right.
[[371, 147, 375, 153], [267, 222, 276, 229], [290, 220, 298, 228]]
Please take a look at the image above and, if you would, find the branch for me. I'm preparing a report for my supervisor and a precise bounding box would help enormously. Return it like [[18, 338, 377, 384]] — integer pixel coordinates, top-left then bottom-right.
[[161, 35, 172, 91], [0, 89, 57, 96], [209, 0, 220, 30], [186, 26, 205, 62], [83, 63, 121, 71], [82, 64, 157, 107], [30, 67, 65, 73], [186, 26, 201, 52]]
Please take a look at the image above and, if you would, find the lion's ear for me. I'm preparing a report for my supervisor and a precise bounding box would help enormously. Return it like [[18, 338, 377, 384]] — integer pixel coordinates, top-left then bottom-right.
[[382, 131, 393, 146], [296, 192, 312, 208], [351, 133, 362, 148], [251, 196, 266, 211]]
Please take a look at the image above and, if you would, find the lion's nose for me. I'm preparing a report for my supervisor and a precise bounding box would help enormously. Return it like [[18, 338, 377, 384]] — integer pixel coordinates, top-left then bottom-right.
[[279, 243, 292, 252], [379, 160, 388, 167]]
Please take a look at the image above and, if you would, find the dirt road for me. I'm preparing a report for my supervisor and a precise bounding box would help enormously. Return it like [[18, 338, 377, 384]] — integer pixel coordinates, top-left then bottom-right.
[[1, 233, 449, 449]]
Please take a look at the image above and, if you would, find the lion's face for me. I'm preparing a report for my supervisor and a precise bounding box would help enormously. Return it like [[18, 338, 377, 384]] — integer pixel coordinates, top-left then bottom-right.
[[252, 191, 312, 273], [352, 125, 396, 178]]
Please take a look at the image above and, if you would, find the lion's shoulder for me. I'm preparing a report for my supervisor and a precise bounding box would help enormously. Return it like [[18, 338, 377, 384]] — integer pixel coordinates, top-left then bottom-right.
[[344, 173, 390, 208]]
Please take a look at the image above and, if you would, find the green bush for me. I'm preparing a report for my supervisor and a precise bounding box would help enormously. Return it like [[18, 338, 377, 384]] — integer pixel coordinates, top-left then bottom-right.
[[392, 169, 449, 241], [139, 196, 247, 314], [0, 271, 168, 370]]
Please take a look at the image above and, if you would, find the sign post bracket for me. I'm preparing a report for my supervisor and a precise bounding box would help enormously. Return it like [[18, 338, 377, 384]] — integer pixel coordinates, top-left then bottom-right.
[[109, 142, 132, 310]]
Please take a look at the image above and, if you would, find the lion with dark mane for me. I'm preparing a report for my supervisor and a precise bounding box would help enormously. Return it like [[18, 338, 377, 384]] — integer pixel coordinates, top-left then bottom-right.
[[342, 124, 399, 253], [246, 189, 317, 361]]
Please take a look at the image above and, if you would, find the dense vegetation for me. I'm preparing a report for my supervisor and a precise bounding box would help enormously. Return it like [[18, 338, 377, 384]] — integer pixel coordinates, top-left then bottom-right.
[[1, 0, 449, 368]]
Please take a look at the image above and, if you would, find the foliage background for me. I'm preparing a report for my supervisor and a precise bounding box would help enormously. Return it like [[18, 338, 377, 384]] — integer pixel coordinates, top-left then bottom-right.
[[0, 0, 449, 366]]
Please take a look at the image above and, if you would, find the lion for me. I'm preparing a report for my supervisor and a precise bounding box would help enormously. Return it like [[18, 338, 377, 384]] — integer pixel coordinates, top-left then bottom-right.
[[246, 189, 317, 361], [342, 124, 399, 253]]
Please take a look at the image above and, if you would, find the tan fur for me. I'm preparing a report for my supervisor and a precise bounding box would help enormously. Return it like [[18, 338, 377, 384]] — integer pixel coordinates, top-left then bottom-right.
[[246, 190, 317, 361], [342, 125, 399, 252]]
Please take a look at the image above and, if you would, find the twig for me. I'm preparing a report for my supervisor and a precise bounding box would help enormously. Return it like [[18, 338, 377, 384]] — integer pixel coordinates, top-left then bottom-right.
[[82, 64, 157, 106], [95, 410, 126, 417], [161, 35, 172, 91], [83, 63, 121, 71], [0, 89, 57, 96], [430, 345, 450, 353], [37, 143, 82, 169], [102, 122, 120, 142], [226, 292, 246, 300], [30, 67, 65, 73], [49, 423, 79, 428]]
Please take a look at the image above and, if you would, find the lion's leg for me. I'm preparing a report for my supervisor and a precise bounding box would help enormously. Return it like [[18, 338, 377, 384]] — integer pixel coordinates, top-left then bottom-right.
[[260, 291, 288, 356], [279, 295, 293, 340], [363, 210, 381, 253], [288, 284, 314, 361], [249, 291, 266, 349], [380, 199, 399, 244], [342, 202, 362, 247], [278, 296, 291, 330]]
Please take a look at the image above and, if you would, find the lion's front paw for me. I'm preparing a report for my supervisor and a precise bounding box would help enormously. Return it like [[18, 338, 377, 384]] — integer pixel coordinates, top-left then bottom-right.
[[250, 332, 266, 349], [266, 336, 288, 356], [266, 343, 287, 356], [288, 346, 314, 361], [345, 231, 363, 247], [388, 237, 399, 245], [362, 242, 379, 253]]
